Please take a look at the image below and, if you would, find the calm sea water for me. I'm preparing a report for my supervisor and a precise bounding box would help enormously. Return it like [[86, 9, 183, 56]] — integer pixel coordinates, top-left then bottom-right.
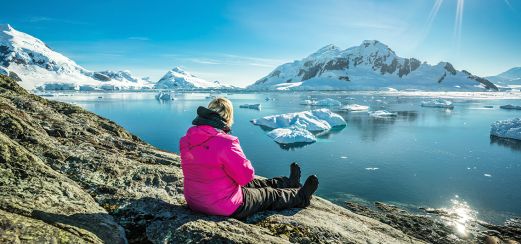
[[51, 91, 521, 223]]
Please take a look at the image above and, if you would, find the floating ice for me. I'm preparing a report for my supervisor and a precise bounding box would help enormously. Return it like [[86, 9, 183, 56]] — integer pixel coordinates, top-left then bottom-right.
[[251, 109, 346, 132], [499, 104, 521, 110], [315, 98, 342, 106], [490, 118, 521, 141], [300, 99, 318, 105], [156, 92, 174, 101], [421, 99, 454, 108], [267, 125, 316, 144], [340, 104, 369, 111], [369, 110, 397, 118], [365, 167, 379, 171], [239, 104, 261, 110], [484, 174, 492, 177]]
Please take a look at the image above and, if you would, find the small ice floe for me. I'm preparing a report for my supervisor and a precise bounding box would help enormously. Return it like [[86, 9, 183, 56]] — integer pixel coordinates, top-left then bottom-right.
[[365, 167, 379, 171], [315, 98, 342, 106], [267, 125, 316, 144], [490, 118, 521, 141], [499, 104, 521, 110], [484, 174, 492, 177], [239, 104, 261, 110], [340, 104, 369, 111], [369, 110, 397, 118], [252, 109, 346, 132], [421, 99, 454, 109], [156, 92, 175, 101], [340, 156, 348, 159], [300, 99, 318, 106]]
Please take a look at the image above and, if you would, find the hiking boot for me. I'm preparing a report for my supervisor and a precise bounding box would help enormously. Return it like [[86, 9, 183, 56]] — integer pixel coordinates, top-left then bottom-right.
[[297, 175, 319, 207], [289, 162, 301, 188]]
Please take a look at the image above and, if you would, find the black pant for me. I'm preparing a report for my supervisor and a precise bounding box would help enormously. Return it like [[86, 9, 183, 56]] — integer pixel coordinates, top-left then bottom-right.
[[231, 177, 303, 220]]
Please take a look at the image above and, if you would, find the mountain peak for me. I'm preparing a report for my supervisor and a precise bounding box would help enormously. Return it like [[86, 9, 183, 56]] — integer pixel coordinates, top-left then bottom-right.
[[361, 40, 390, 50], [170, 66, 188, 74], [308, 44, 342, 59]]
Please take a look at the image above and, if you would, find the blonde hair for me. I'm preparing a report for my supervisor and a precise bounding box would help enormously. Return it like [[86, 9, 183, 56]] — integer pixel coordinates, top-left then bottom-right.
[[208, 97, 234, 127]]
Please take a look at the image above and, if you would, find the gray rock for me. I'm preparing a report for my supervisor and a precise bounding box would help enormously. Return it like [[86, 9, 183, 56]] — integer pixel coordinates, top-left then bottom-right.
[[0, 75, 422, 243]]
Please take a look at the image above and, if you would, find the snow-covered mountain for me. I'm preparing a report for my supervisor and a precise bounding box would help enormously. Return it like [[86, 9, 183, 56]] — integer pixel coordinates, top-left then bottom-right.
[[248, 40, 498, 91], [154, 67, 235, 90], [0, 24, 153, 91], [487, 67, 521, 88]]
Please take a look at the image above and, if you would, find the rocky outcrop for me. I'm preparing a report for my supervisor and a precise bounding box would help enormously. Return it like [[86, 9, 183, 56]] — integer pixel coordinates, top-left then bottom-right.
[[346, 201, 521, 244], [0, 74, 422, 243]]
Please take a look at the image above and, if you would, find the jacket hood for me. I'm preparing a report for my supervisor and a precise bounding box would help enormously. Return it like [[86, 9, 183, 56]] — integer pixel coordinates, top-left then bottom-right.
[[192, 106, 231, 133]]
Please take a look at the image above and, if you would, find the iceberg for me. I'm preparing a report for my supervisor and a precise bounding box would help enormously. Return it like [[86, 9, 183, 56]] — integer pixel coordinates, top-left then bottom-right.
[[499, 104, 521, 110], [267, 125, 316, 144], [239, 104, 261, 110], [300, 99, 318, 105], [369, 110, 397, 118], [421, 99, 454, 108], [251, 109, 346, 132], [315, 98, 342, 106], [340, 104, 369, 111], [156, 92, 175, 101], [490, 118, 521, 141]]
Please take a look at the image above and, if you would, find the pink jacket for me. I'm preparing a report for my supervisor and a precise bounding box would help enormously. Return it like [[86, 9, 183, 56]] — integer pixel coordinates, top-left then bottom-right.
[[179, 125, 255, 216]]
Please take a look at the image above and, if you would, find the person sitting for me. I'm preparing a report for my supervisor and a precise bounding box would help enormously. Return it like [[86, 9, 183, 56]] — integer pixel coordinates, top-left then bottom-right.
[[179, 97, 319, 219]]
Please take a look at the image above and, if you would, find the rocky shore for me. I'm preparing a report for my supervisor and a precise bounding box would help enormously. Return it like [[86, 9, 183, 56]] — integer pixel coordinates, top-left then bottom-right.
[[0, 75, 422, 243], [0, 74, 519, 243]]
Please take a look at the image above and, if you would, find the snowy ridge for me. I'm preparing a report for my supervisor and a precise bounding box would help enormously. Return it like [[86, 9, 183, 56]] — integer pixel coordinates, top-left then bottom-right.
[[154, 66, 235, 90], [249, 40, 498, 91], [0, 24, 153, 91], [487, 67, 521, 88]]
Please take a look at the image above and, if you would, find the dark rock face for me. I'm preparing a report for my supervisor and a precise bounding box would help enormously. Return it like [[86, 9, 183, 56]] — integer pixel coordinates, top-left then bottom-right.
[[92, 72, 111, 81], [345, 201, 521, 244], [0, 75, 422, 243]]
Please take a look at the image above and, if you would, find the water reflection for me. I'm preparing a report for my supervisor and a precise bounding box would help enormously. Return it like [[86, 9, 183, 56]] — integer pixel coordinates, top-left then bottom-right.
[[346, 111, 419, 141], [276, 141, 314, 151], [490, 136, 521, 152], [443, 197, 478, 238]]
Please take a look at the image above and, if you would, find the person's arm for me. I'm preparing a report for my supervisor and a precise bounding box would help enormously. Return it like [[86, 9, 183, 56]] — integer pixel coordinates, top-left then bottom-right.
[[220, 138, 255, 186]]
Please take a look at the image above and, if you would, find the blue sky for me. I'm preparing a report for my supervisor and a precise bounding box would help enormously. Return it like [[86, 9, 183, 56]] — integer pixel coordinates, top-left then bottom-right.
[[2, 0, 520, 87]]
